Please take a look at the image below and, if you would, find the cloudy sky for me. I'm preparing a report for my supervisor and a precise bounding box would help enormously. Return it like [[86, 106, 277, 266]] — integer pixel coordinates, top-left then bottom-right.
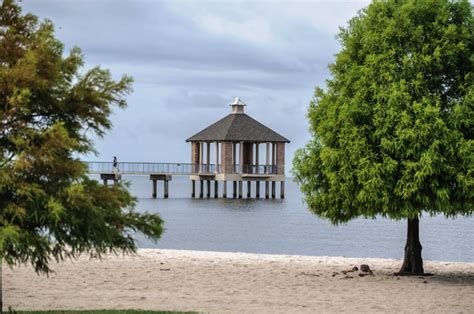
[[22, 0, 370, 172]]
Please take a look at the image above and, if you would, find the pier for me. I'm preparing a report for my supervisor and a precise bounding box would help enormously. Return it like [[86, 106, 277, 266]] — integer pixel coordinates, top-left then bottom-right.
[[86, 97, 290, 200], [85, 161, 285, 199]]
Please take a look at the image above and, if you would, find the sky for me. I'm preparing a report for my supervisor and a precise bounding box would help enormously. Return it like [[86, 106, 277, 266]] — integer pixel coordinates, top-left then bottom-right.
[[22, 0, 371, 173]]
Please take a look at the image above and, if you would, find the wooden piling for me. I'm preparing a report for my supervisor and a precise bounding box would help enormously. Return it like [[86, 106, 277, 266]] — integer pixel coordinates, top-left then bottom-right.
[[265, 181, 269, 199], [223, 181, 227, 198], [214, 181, 218, 198], [152, 180, 157, 198], [164, 180, 169, 199], [247, 181, 251, 198], [207, 180, 211, 198], [192, 180, 195, 198], [272, 181, 276, 199], [238, 181, 243, 199], [233, 181, 237, 198], [200, 180, 204, 198], [256, 181, 260, 198], [280, 181, 285, 199]]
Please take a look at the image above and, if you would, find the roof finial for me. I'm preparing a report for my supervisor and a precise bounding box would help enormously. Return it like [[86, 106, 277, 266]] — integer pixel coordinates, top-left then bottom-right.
[[230, 97, 246, 113]]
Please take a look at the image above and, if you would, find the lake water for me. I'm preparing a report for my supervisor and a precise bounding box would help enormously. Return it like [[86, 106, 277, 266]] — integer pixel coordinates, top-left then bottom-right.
[[92, 175, 474, 262]]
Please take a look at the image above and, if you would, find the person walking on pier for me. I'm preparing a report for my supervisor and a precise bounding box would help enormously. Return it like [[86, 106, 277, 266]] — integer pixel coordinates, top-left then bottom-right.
[[113, 156, 119, 174]]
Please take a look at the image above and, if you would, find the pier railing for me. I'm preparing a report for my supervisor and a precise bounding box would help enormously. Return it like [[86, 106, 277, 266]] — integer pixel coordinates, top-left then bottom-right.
[[85, 162, 277, 175], [85, 161, 216, 175]]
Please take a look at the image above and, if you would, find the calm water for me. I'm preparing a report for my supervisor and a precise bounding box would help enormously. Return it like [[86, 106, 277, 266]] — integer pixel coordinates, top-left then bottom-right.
[[93, 175, 473, 262]]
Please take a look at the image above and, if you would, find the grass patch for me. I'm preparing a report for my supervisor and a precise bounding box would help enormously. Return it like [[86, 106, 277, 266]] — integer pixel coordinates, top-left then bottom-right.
[[14, 311, 196, 314]]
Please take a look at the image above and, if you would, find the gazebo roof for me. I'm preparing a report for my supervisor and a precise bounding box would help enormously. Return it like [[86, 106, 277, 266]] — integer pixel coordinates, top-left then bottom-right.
[[186, 111, 290, 143]]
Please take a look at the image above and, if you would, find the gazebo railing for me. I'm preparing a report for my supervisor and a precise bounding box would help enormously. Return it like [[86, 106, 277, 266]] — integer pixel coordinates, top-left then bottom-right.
[[234, 164, 277, 174]]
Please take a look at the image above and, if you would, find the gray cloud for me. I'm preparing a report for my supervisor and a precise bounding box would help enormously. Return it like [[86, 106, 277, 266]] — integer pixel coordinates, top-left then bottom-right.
[[22, 0, 370, 170]]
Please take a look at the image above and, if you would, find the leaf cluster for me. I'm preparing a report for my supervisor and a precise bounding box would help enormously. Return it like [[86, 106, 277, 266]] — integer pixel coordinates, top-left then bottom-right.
[[293, 0, 473, 224], [0, 0, 163, 273]]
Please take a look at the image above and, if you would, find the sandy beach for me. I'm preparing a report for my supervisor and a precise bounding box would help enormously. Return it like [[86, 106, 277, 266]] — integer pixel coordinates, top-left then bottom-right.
[[4, 249, 474, 313]]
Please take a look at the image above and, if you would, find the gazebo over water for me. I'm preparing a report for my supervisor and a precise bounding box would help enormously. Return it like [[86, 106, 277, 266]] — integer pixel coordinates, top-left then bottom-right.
[[186, 97, 290, 199]]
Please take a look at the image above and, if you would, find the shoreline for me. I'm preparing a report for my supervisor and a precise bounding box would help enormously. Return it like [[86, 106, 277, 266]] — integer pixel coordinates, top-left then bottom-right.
[[5, 249, 474, 313]]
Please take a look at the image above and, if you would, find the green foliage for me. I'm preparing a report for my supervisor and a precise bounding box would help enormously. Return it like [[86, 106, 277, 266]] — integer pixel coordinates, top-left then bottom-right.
[[293, 0, 473, 224], [0, 0, 163, 273]]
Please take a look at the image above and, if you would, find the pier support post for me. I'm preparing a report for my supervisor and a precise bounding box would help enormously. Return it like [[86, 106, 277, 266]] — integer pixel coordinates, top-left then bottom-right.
[[214, 181, 218, 198], [256, 181, 260, 198], [192, 180, 195, 198], [233, 181, 237, 198], [207, 180, 211, 198], [101, 173, 121, 186], [152, 180, 157, 199], [164, 180, 169, 199], [238, 181, 243, 199], [280, 181, 285, 199], [247, 181, 251, 198], [272, 181, 276, 199], [223, 181, 227, 198], [200, 180, 204, 198], [265, 181, 269, 199]]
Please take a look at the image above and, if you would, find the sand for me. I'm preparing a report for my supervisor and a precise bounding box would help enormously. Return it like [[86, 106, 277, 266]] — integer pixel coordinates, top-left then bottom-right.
[[4, 249, 474, 313]]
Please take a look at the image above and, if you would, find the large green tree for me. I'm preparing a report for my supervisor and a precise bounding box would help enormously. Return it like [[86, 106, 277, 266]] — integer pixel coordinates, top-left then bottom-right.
[[0, 0, 163, 284], [293, 0, 472, 275]]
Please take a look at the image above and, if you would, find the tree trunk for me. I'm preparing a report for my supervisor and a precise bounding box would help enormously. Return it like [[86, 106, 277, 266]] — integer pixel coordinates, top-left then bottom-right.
[[397, 217, 424, 275]]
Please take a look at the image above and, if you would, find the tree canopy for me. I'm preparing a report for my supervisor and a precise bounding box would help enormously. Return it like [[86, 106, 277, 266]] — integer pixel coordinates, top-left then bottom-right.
[[0, 0, 163, 273], [293, 0, 472, 273]]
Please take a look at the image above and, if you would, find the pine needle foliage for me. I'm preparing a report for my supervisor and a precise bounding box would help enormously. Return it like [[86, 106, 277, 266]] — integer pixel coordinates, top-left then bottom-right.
[[293, 0, 473, 224], [0, 0, 163, 274]]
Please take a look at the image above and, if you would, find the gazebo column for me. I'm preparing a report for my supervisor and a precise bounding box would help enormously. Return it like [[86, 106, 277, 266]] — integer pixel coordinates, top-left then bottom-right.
[[214, 141, 219, 198], [272, 143, 276, 174], [191, 142, 199, 174], [265, 142, 270, 198], [272, 143, 276, 198], [239, 141, 244, 174], [215, 141, 219, 173], [233, 143, 237, 198], [206, 142, 211, 172], [199, 142, 204, 173], [206, 142, 211, 197], [277, 143, 285, 199], [239, 141, 244, 198], [255, 143, 260, 198], [233, 142, 237, 172], [221, 142, 233, 199], [256, 143, 260, 173]]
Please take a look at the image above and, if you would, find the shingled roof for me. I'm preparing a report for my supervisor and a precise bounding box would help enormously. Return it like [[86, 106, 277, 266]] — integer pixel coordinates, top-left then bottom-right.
[[186, 112, 290, 143]]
